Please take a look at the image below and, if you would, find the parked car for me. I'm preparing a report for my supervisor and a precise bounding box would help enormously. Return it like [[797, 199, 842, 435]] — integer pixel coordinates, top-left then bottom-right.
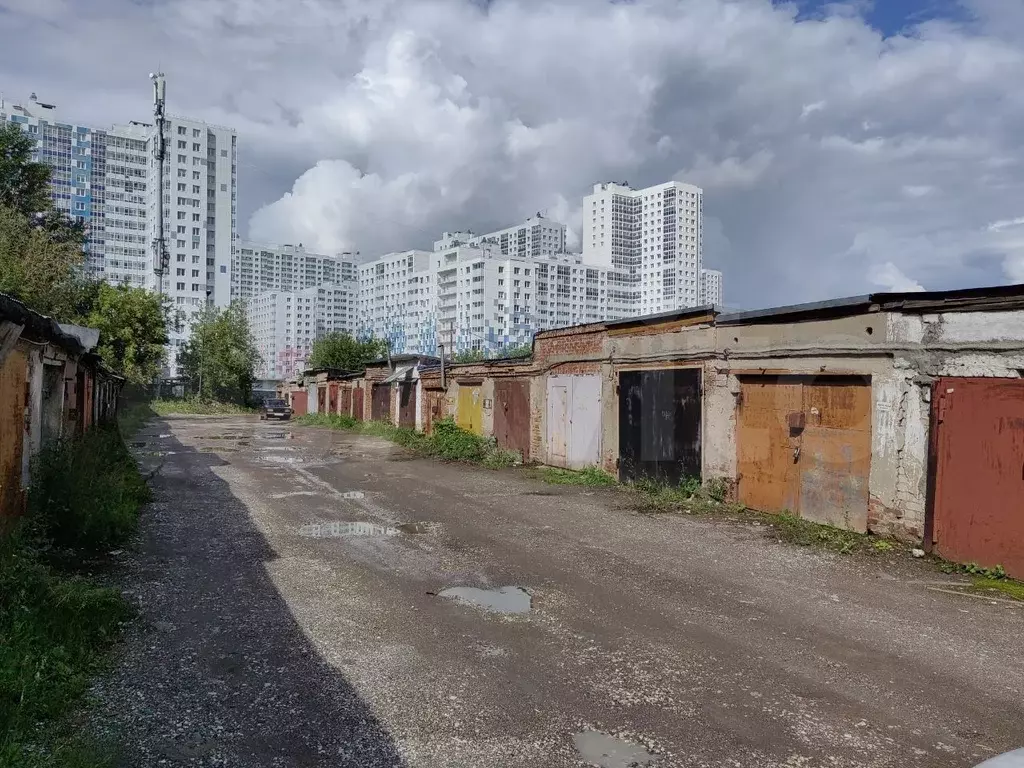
[[261, 399, 293, 421]]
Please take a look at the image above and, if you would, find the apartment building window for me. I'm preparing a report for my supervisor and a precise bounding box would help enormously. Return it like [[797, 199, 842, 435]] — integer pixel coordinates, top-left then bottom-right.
[[176, 282, 185, 290], [177, 126, 187, 135]]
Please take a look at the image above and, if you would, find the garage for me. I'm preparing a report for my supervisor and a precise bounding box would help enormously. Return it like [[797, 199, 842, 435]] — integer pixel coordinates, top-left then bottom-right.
[[456, 382, 483, 435], [736, 375, 871, 531], [546, 374, 601, 469], [618, 368, 701, 485], [371, 383, 390, 421], [930, 377, 1024, 578], [494, 379, 531, 461]]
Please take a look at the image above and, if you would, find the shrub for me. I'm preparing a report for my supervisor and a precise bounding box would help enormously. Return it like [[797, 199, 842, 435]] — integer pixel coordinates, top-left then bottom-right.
[[28, 428, 150, 556], [428, 418, 486, 461]]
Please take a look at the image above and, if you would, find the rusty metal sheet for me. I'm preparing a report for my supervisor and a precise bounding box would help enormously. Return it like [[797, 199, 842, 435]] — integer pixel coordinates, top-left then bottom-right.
[[328, 382, 339, 414], [736, 375, 871, 530], [371, 383, 391, 422], [0, 349, 27, 520], [736, 377, 802, 514], [340, 386, 351, 417], [398, 382, 416, 429], [494, 379, 531, 461], [290, 390, 308, 417], [423, 390, 445, 434], [618, 368, 701, 485], [547, 382, 569, 466], [932, 377, 1024, 578], [352, 387, 364, 421], [457, 385, 483, 435], [798, 379, 871, 530]]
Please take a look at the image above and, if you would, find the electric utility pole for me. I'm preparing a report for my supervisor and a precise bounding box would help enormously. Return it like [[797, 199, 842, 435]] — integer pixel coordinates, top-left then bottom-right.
[[150, 72, 168, 297]]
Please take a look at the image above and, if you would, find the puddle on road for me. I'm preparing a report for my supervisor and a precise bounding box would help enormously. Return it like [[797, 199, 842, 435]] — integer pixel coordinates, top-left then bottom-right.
[[131, 441, 147, 448], [299, 522, 399, 538], [573, 731, 657, 767], [438, 586, 532, 614], [260, 431, 293, 440], [342, 491, 365, 499], [397, 522, 433, 534], [159, 433, 172, 438], [262, 454, 304, 464], [298, 520, 431, 538]]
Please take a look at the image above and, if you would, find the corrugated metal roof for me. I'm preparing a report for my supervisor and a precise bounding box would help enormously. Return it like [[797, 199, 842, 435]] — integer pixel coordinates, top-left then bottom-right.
[[0, 292, 88, 355]]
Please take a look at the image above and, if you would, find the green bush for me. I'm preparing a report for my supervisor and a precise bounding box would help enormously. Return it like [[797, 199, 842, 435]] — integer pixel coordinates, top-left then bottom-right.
[[540, 466, 617, 486], [0, 534, 131, 764], [1, 425, 147, 764], [150, 399, 256, 416], [28, 428, 150, 556], [428, 418, 486, 461], [293, 413, 358, 429]]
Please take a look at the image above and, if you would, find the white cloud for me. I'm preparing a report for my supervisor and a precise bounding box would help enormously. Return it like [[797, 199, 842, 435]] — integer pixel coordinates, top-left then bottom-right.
[[1, 0, 1023, 307], [868, 262, 926, 293], [988, 216, 1024, 232]]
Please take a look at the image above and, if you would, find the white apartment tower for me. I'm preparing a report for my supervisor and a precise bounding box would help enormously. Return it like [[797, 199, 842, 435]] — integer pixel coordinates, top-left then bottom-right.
[[247, 284, 358, 380], [581, 180, 704, 318], [433, 215, 567, 258], [159, 115, 237, 372], [2, 94, 238, 377], [357, 243, 606, 356], [700, 268, 723, 307], [232, 241, 357, 302]]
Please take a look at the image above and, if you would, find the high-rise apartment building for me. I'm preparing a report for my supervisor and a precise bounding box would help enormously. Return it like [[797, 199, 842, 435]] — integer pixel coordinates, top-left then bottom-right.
[[433, 215, 567, 259], [581, 180, 704, 318], [1, 95, 152, 285], [160, 114, 237, 371], [232, 240, 357, 302], [357, 242, 606, 356], [247, 283, 358, 380], [1, 94, 237, 376], [700, 268, 723, 307]]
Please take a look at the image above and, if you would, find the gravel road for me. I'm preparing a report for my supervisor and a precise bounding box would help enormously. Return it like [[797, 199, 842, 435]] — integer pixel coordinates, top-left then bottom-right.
[[89, 415, 1024, 767]]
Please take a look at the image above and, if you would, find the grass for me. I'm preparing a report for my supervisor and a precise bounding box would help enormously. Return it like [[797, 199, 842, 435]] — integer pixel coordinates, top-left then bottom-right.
[[150, 399, 256, 416], [115, 401, 156, 439], [1, 426, 148, 766], [969, 577, 1024, 601], [292, 415, 522, 469], [536, 466, 617, 487]]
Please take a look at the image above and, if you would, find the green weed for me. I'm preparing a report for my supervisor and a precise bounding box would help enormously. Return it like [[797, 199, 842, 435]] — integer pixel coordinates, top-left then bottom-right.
[[872, 539, 895, 553], [150, 399, 256, 416], [538, 466, 617, 487], [1, 426, 146, 765], [28, 428, 150, 557], [969, 577, 1024, 601], [771, 512, 865, 554]]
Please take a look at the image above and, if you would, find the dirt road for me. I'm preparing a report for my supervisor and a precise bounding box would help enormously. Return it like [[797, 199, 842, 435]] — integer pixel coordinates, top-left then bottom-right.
[[91, 415, 1024, 767]]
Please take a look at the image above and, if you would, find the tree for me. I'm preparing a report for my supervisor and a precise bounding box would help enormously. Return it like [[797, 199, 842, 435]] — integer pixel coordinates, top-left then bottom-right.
[[0, 123, 52, 217], [452, 348, 487, 363], [0, 123, 85, 247], [178, 303, 261, 404], [0, 206, 85, 313], [308, 332, 388, 371], [83, 283, 170, 385], [501, 343, 532, 359]]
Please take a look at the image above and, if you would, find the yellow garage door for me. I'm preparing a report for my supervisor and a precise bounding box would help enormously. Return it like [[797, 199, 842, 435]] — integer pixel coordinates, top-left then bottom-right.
[[457, 384, 483, 435]]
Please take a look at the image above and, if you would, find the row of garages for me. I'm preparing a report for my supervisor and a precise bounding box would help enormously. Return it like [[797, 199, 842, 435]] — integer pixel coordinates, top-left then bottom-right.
[[284, 284, 1024, 578], [0, 293, 123, 520]]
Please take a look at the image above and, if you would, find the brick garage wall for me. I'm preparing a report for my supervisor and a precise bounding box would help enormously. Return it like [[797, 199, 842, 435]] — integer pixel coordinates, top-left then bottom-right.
[[533, 325, 606, 365]]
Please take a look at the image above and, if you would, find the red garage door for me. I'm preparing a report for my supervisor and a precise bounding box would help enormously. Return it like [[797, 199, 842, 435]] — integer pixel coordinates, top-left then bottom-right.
[[932, 378, 1024, 578]]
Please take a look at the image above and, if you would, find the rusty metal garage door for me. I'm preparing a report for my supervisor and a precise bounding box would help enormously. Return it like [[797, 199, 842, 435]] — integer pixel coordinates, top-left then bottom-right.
[[736, 376, 871, 530], [931, 378, 1024, 578], [423, 389, 446, 434], [371, 383, 391, 422], [494, 379, 531, 461], [340, 386, 351, 417], [352, 387, 364, 421], [398, 382, 417, 429], [618, 368, 701, 485]]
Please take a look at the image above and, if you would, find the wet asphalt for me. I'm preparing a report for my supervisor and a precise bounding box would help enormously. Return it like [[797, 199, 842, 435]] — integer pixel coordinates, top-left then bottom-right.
[[90, 415, 1024, 768]]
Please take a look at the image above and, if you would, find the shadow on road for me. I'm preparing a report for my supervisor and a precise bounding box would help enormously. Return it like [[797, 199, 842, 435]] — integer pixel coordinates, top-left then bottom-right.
[[93, 417, 406, 767]]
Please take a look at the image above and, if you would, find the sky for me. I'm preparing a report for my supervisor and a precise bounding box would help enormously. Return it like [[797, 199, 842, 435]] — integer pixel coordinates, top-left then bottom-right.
[[1, 0, 1022, 310]]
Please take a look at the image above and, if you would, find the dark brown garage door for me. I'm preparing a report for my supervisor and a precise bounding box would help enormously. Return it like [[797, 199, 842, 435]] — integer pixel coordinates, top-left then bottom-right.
[[398, 382, 417, 429], [352, 387, 364, 421], [371, 383, 391, 422], [494, 379, 531, 461], [736, 376, 871, 530], [931, 377, 1024, 578], [619, 368, 702, 485]]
